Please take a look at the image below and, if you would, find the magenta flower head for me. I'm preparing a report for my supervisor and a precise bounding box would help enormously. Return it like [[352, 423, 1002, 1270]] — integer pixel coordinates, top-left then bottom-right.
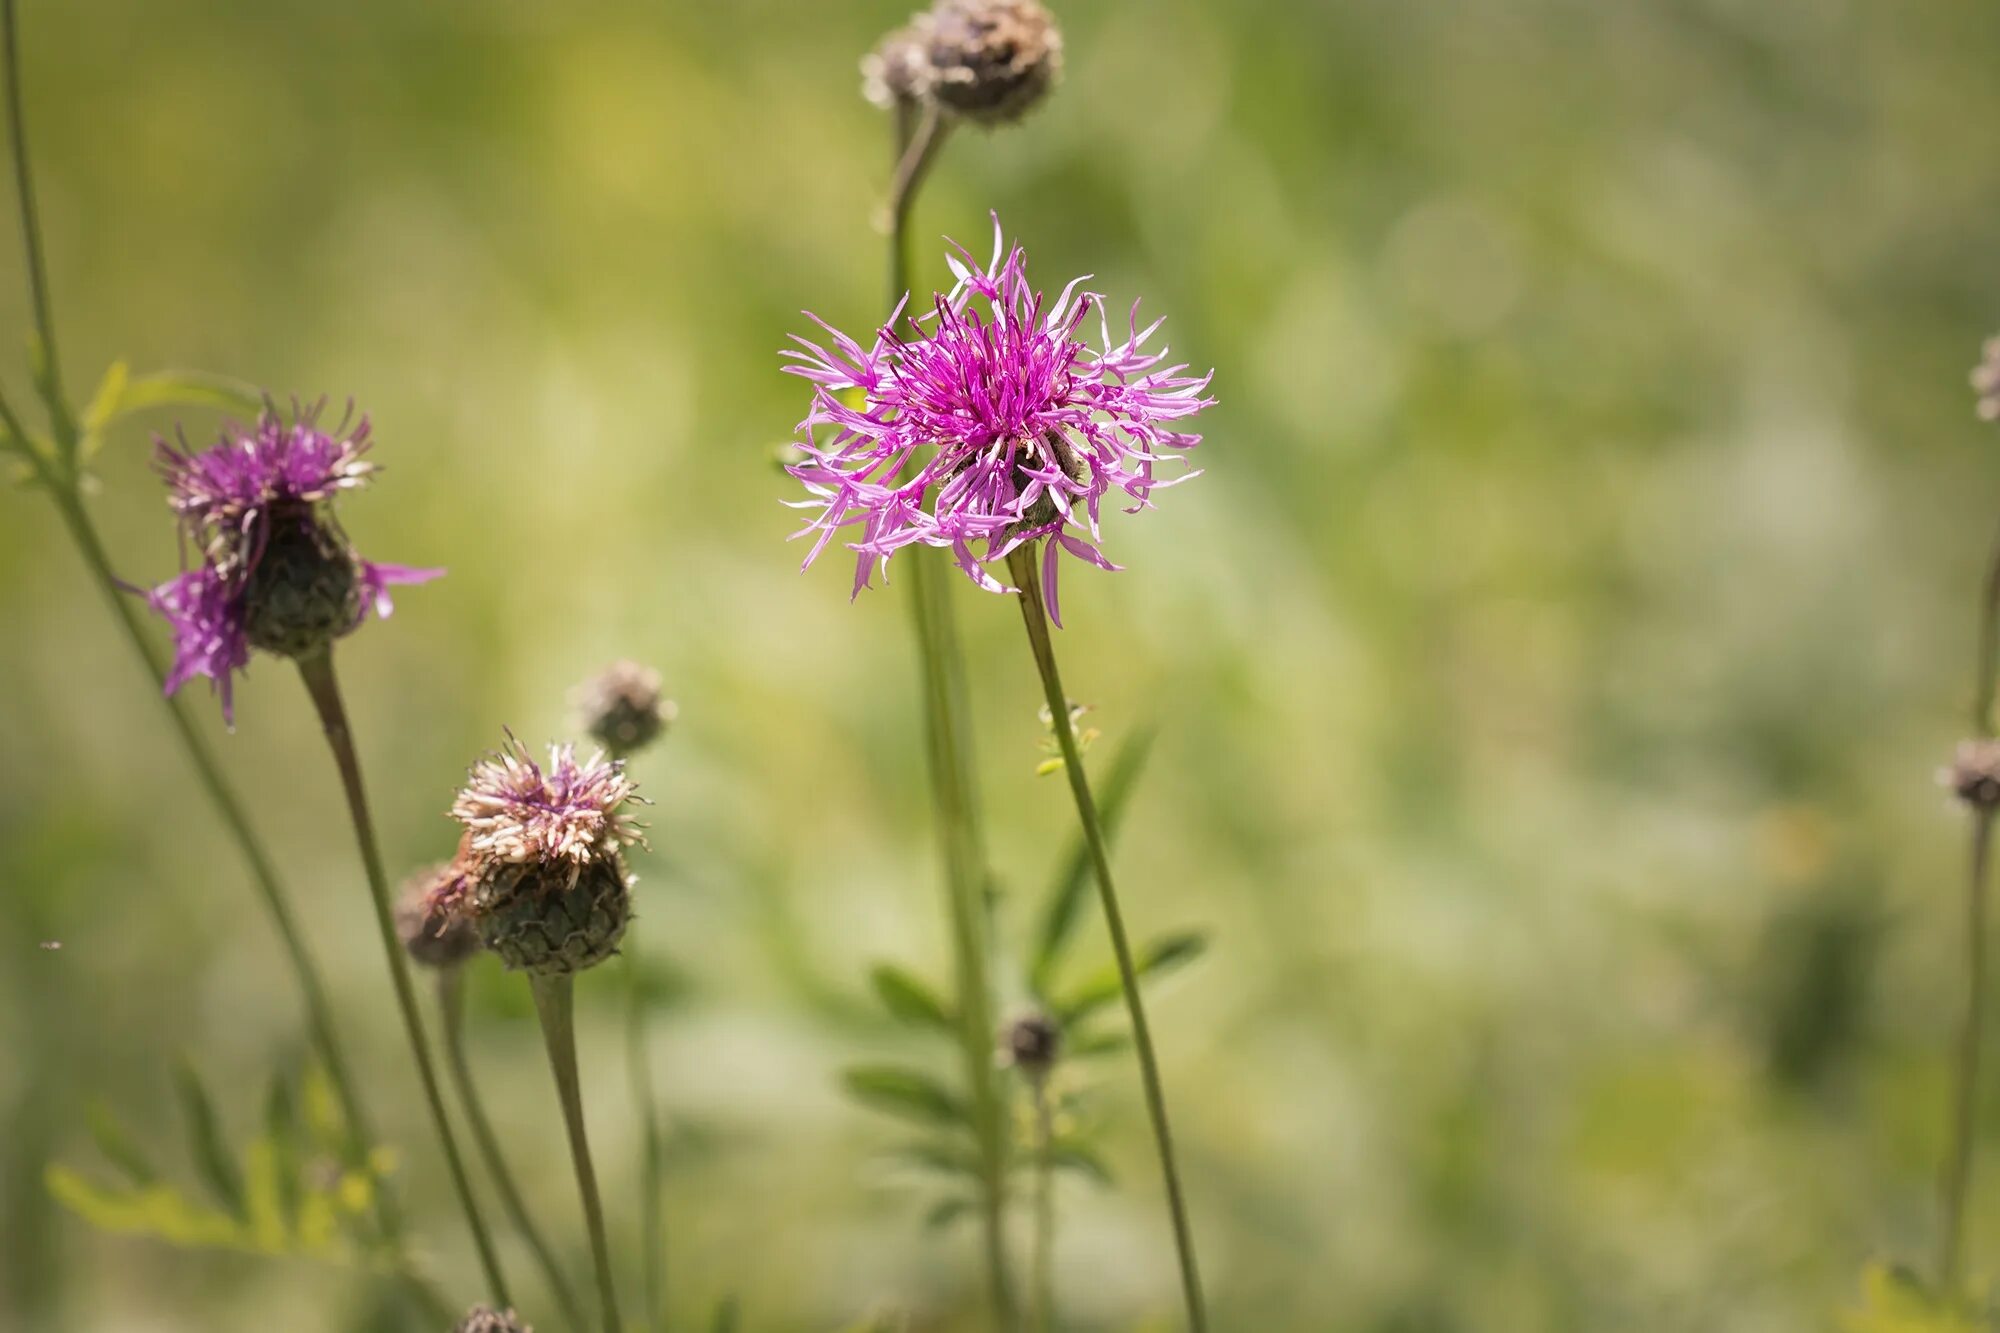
[[446, 734, 644, 975], [142, 400, 440, 722], [782, 218, 1214, 625]]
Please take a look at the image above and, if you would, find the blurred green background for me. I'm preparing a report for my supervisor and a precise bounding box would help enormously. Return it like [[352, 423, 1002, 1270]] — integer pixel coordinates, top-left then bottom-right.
[[4, 0, 2000, 1329]]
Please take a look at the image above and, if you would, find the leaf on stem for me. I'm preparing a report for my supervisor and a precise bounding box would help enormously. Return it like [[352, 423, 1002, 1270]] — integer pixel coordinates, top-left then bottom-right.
[[173, 1058, 246, 1217], [1030, 725, 1156, 999], [841, 1065, 968, 1128], [869, 962, 956, 1033], [1054, 929, 1209, 1027]]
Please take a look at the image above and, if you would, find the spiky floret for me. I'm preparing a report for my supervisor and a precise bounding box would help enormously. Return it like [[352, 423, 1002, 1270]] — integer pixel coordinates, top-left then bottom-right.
[[395, 861, 484, 969], [141, 401, 440, 722], [451, 736, 642, 868], [782, 217, 1215, 625], [574, 659, 676, 759], [454, 1306, 533, 1333], [447, 736, 645, 975]]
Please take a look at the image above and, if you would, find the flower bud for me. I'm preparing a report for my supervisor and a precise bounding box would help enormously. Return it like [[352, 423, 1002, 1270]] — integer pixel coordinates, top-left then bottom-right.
[[471, 856, 632, 976], [395, 863, 483, 969], [1975, 336, 2000, 423], [1946, 739, 2000, 809], [1002, 1010, 1062, 1077], [924, 0, 1062, 125], [453, 1306, 532, 1333], [575, 660, 676, 759], [862, 24, 931, 110], [240, 506, 363, 659]]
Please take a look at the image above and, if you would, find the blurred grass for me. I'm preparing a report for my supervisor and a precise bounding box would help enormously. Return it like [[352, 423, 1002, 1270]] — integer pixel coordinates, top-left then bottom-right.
[[5, 0, 2000, 1328]]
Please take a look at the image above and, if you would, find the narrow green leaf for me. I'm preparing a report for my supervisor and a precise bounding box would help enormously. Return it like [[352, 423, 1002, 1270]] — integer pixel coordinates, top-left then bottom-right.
[[84, 1101, 156, 1186], [869, 963, 955, 1033], [46, 1166, 248, 1252], [710, 1294, 741, 1333], [1064, 1028, 1132, 1060], [241, 1140, 289, 1253], [887, 1140, 981, 1177], [173, 1058, 246, 1217], [1047, 1139, 1114, 1186], [90, 368, 262, 435], [263, 1074, 303, 1231], [1055, 930, 1209, 1027], [1030, 726, 1155, 998], [79, 360, 129, 437], [841, 1065, 967, 1128], [922, 1196, 974, 1232]]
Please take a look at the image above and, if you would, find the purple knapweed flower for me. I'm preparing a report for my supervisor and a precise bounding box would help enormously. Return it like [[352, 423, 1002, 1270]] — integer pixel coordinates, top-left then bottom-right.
[[781, 217, 1215, 625], [450, 735, 643, 869], [141, 402, 440, 722]]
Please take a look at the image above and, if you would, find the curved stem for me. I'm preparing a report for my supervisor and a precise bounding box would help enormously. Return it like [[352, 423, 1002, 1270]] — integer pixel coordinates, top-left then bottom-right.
[[884, 108, 1016, 1330], [626, 959, 667, 1333], [530, 972, 622, 1333], [1030, 1074, 1055, 1333], [2, 0, 73, 454], [439, 969, 588, 1331], [296, 651, 511, 1307], [44, 487, 404, 1218], [1006, 545, 1207, 1332]]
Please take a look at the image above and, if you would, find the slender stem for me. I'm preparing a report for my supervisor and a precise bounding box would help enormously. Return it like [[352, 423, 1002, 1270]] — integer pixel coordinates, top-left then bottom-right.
[[884, 107, 1016, 1330], [1006, 545, 1207, 1332], [295, 651, 511, 1307], [626, 958, 667, 1332], [439, 969, 589, 1331], [1030, 1073, 1055, 1333], [44, 488, 401, 1210], [1942, 809, 1994, 1293], [886, 103, 952, 315], [530, 972, 622, 1333], [1974, 517, 2000, 737], [2, 0, 74, 454]]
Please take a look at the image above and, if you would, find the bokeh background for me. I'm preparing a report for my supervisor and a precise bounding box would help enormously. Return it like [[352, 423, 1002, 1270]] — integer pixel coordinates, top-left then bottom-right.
[[4, 0, 2000, 1329]]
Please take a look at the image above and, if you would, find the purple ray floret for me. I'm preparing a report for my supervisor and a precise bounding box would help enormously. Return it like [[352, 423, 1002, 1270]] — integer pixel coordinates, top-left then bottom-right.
[[782, 217, 1214, 625], [141, 402, 441, 722]]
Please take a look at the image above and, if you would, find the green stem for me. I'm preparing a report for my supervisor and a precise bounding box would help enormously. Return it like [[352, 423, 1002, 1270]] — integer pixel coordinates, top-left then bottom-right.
[[2, 0, 73, 455], [1005, 545, 1207, 1332], [43, 485, 404, 1215], [626, 958, 667, 1333], [295, 651, 512, 1307], [1941, 804, 1995, 1293], [884, 105, 1017, 1331], [1030, 1073, 1055, 1333], [1975, 518, 2000, 737], [529, 972, 622, 1333], [439, 968, 589, 1332]]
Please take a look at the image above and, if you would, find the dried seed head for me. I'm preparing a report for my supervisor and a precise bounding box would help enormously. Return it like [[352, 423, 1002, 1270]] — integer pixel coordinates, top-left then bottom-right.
[[923, 0, 1062, 125], [1002, 1010, 1062, 1076], [575, 660, 676, 759], [240, 506, 363, 659], [1975, 336, 2000, 423], [1946, 739, 2000, 809], [395, 863, 483, 969], [453, 1306, 532, 1333], [470, 856, 632, 975], [863, 23, 932, 110]]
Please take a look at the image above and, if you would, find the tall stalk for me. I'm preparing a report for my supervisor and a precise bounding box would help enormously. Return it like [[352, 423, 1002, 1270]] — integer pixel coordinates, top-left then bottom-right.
[[0, 0, 431, 1296], [1028, 1071, 1055, 1333], [529, 973, 622, 1333], [296, 651, 512, 1307], [1005, 545, 1206, 1331], [438, 968, 588, 1331], [626, 958, 668, 1333], [1938, 524, 2000, 1290], [884, 104, 1019, 1330]]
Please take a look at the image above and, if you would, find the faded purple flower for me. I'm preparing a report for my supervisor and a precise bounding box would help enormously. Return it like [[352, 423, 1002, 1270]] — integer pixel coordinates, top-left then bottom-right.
[[782, 218, 1214, 625], [141, 403, 440, 721], [450, 735, 643, 867]]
